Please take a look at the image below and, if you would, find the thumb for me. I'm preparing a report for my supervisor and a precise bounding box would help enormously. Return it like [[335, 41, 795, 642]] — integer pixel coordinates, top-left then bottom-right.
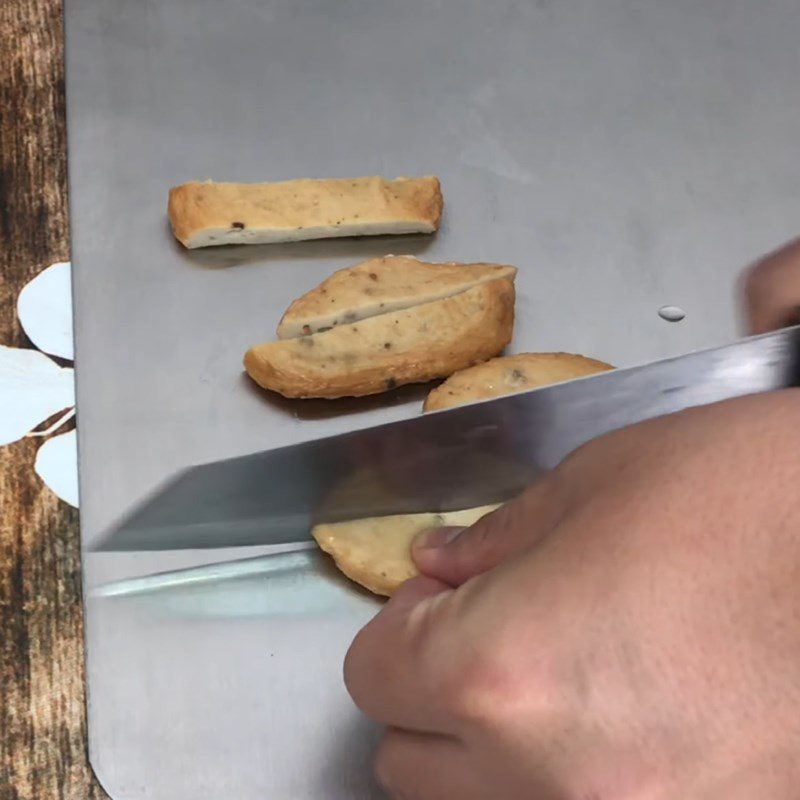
[[411, 476, 567, 586]]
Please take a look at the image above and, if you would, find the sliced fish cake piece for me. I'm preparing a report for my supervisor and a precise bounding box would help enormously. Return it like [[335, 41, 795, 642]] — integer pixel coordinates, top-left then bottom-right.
[[312, 505, 499, 596], [168, 175, 442, 249], [245, 278, 516, 399], [277, 255, 517, 338], [424, 352, 614, 411]]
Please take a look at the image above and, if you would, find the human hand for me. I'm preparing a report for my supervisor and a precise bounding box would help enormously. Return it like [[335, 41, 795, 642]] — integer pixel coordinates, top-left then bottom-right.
[[345, 391, 800, 799], [744, 237, 800, 334]]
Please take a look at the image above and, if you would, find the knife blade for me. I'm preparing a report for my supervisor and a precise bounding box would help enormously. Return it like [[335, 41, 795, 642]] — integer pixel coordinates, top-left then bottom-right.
[[95, 326, 800, 552]]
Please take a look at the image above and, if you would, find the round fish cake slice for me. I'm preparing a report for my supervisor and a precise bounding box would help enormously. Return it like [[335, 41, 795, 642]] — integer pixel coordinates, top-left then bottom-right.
[[312, 505, 499, 596], [423, 352, 614, 412]]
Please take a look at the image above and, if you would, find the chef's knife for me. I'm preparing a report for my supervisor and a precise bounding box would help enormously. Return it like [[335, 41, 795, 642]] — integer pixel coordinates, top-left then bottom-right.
[[95, 326, 800, 552]]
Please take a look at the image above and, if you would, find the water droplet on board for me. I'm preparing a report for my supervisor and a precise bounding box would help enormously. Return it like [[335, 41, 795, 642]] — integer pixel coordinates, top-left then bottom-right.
[[658, 305, 685, 322]]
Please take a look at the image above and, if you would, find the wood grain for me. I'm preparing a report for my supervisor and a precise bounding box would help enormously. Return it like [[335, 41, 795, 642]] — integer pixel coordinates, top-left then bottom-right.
[[0, 1, 105, 797]]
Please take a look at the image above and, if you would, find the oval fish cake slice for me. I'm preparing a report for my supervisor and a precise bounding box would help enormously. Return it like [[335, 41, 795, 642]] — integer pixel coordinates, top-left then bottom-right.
[[312, 504, 499, 596], [277, 255, 517, 338], [244, 279, 515, 399], [423, 352, 614, 412], [168, 175, 443, 249]]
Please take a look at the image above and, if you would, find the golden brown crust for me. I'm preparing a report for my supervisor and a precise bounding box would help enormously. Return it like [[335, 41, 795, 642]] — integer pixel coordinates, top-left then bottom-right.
[[166, 183, 195, 246], [244, 278, 516, 398], [167, 176, 443, 248], [277, 255, 517, 338], [424, 352, 614, 411], [312, 505, 499, 596]]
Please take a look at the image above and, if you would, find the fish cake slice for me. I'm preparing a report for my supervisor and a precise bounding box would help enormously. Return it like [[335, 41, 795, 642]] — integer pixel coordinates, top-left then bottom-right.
[[168, 175, 442, 248], [312, 505, 499, 596], [424, 352, 614, 411]]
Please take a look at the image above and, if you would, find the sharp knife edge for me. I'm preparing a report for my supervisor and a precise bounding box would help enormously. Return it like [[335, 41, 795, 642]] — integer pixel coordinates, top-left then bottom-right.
[[94, 326, 800, 552]]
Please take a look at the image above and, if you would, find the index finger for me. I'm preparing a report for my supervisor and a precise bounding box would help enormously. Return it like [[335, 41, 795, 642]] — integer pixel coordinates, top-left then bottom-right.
[[344, 574, 465, 735]]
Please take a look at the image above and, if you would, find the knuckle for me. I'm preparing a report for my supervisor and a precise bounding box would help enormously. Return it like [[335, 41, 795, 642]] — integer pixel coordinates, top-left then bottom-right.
[[373, 735, 410, 799], [432, 611, 564, 735], [342, 621, 383, 713], [439, 655, 503, 725], [373, 739, 394, 792], [342, 631, 366, 705], [436, 636, 525, 728]]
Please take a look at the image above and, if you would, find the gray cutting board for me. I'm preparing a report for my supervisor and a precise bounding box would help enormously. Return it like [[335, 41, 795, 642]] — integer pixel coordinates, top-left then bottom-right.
[[65, 0, 800, 797]]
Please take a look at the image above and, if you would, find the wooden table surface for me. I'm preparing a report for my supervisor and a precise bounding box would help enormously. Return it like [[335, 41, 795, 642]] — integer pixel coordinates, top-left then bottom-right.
[[1, 2, 105, 797]]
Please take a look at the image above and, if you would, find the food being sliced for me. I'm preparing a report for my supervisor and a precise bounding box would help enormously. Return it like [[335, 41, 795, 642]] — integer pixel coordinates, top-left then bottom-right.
[[244, 278, 516, 399], [312, 504, 499, 596], [424, 352, 614, 412], [168, 175, 443, 249], [277, 255, 517, 338]]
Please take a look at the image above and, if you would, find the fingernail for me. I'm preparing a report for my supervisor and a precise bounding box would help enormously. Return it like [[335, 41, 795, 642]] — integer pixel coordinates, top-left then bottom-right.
[[414, 526, 465, 550]]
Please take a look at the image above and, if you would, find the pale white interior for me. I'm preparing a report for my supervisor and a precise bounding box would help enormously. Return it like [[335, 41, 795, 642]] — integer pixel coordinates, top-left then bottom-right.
[[185, 219, 435, 249], [278, 267, 517, 338]]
